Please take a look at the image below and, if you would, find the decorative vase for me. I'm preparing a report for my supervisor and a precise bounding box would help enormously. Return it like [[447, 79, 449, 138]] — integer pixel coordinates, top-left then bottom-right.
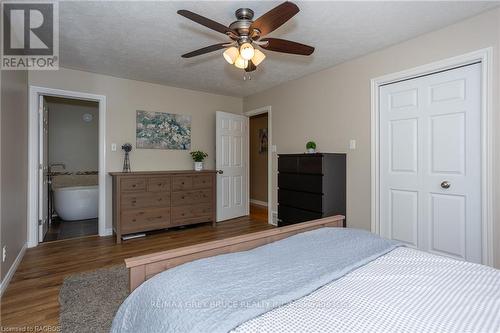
[[194, 161, 203, 171], [306, 148, 316, 154]]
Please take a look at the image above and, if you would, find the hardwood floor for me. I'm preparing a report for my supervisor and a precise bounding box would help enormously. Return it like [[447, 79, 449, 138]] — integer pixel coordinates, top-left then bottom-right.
[[0, 213, 272, 331]]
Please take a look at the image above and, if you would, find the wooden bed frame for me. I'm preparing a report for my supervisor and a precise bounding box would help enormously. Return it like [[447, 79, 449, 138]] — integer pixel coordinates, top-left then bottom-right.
[[125, 215, 345, 291]]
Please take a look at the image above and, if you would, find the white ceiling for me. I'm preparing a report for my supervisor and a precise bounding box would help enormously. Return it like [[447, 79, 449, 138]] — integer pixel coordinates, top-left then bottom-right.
[[59, 1, 499, 97]]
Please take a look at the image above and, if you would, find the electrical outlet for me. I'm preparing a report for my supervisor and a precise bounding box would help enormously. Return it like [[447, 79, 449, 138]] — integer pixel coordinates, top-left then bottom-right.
[[2, 246, 6, 262], [349, 139, 356, 150], [111, 143, 117, 152]]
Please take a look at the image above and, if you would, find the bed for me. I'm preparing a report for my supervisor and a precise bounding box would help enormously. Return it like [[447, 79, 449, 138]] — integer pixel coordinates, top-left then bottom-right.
[[111, 216, 500, 333]]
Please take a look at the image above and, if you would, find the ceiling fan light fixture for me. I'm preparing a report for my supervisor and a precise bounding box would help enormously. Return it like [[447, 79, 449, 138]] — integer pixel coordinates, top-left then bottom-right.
[[234, 55, 248, 69], [223, 47, 239, 64], [251, 49, 266, 66], [239, 42, 255, 61]]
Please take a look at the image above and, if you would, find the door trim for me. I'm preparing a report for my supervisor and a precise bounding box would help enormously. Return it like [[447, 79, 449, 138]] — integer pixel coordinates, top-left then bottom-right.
[[370, 47, 494, 266], [244, 106, 273, 225], [28, 86, 107, 247]]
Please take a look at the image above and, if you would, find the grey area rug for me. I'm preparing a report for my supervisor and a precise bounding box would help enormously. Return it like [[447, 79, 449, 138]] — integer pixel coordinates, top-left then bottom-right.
[[59, 265, 129, 333]]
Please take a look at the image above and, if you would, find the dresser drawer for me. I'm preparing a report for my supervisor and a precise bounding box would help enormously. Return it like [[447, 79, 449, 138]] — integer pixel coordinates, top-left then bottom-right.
[[148, 177, 171, 192], [278, 173, 323, 193], [278, 156, 299, 173], [192, 175, 212, 189], [121, 192, 170, 210], [298, 156, 323, 174], [121, 178, 146, 191], [278, 189, 323, 212], [121, 208, 171, 233], [171, 189, 212, 206], [278, 205, 322, 226], [172, 176, 192, 191], [171, 204, 212, 226]]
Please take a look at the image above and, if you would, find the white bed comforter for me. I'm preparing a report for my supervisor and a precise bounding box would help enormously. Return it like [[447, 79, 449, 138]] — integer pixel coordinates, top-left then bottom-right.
[[233, 247, 500, 333]]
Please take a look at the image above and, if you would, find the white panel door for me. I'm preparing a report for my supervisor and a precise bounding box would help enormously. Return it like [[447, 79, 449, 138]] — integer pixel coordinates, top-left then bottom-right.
[[38, 95, 49, 241], [216, 111, 248, 221], [380, 63, 482, 263]]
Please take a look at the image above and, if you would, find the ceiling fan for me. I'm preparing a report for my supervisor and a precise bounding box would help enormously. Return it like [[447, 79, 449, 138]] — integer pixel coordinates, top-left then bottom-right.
[[177, 1, 314, 73]]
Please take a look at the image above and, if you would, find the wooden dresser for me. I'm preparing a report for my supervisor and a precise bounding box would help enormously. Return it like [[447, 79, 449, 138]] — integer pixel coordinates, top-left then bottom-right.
[[278, 153, 346, 227], [110, 170, 216, 243]]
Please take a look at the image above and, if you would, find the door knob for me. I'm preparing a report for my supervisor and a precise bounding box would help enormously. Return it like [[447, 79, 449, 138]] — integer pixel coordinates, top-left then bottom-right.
[[217, 170, 224, 174], [441, 181, 451, 189]]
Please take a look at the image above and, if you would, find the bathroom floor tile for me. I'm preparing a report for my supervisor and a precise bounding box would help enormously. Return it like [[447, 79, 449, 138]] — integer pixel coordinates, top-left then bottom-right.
[[43, 217, 98, 242]]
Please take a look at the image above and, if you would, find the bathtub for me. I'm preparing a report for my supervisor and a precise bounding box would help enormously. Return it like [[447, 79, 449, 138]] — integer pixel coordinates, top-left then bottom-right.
[[53, 185, 98, 221]]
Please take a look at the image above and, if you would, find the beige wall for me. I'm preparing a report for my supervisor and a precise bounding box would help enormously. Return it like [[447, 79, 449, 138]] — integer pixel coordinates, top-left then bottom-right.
[[47, 97, 99, 172], [29, 68, 242, 231], [244, 8, 500, 267], [1, 70, 28, 281], [249, 114, 268, 203]]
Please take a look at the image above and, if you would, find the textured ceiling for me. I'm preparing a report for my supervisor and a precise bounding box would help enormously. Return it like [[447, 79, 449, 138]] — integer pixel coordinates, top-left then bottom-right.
[[59, 1, 499, 97]]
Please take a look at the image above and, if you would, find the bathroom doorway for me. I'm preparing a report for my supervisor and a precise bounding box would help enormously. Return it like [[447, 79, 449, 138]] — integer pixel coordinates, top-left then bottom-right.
[[28, 86, 107, 247], [41, 97, 99, 242]]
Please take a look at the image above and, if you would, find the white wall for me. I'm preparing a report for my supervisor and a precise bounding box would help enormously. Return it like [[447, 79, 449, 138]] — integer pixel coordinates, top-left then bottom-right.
[[47, 97, 99, 172], [29, 68, 243, 231], [244, 8, 500, 267]]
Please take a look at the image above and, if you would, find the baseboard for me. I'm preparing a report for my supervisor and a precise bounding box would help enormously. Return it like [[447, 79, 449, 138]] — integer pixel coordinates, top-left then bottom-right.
[[0, 243, 27, 297], [270, 211, 278, 226], [250, 199, 268, 207], [101, 228, 113, 237]]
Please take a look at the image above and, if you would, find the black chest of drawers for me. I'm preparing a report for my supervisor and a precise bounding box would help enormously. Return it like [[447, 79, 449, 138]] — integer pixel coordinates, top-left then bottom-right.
[[278, 153, 346, 227]]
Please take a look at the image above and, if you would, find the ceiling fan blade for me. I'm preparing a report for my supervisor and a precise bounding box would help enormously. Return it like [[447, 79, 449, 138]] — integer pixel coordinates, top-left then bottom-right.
[[181, 43, 229, 58], [260, 38, 314, 55], [177, 10, 236, 36], [250, 2, 299, 37]]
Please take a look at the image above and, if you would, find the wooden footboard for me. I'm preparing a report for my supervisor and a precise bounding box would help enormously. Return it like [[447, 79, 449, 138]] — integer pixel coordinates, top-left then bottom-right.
[[125, 215, 345, 291]]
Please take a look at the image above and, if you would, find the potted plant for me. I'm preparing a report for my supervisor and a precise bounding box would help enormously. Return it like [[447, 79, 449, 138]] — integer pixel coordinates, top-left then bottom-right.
[[190, 150, 208, 171], [306, 141, 317, 154]]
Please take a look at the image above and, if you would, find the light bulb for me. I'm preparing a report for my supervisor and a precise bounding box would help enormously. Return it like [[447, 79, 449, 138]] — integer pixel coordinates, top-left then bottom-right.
[[251, 49, 266, 66], [234, 55, 248, 69], [223, 47, 239, 64], [239, 43, 255, 61]]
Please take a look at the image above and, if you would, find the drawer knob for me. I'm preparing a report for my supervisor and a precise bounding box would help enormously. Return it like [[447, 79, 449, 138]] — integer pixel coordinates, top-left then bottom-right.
[[132, 184, 136, 187]]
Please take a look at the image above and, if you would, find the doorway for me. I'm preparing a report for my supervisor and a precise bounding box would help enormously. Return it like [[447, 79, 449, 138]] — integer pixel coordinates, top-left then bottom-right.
[[248, 113, 269, 223], [41, 97, 99, 242], [28, 86, 107, 247], [371, 48, 494, 266], [245, 106, 273, 225]]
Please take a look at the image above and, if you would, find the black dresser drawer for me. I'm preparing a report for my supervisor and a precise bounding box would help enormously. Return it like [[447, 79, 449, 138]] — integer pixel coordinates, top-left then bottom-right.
[[278, 173, 323, 193], [298, 156, 323, 174], [278, 155, 299, 173], [278, 205, 322, 226], [278, 189, 323, 212]]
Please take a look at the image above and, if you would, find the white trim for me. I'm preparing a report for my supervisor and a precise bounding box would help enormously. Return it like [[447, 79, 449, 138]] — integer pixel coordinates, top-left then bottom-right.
[[0, 243, 26, 297], [250, 199, 268, 207], [244, 106, 273, 225], [370, 47, 494, 266], [28, 86, 107, 247], [103, 227, 113, 237]]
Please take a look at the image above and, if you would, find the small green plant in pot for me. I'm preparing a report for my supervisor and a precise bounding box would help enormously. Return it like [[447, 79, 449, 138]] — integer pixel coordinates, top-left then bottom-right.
[[190, 150, 208, 171], [306, 141, 317, 154]]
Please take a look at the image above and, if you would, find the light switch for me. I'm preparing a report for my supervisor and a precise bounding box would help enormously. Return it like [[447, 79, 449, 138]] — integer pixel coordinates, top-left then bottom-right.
[[349, 139, 356, 150], [111, 143, 117, 151]]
